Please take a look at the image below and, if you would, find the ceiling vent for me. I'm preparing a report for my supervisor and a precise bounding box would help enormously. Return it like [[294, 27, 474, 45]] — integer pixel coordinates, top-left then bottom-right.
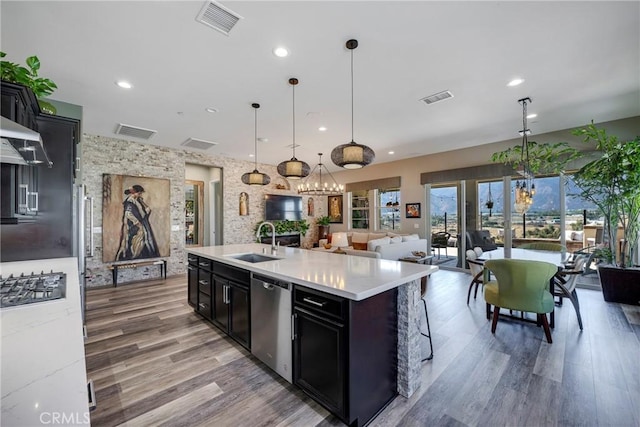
[[114, 124, 157, 140], [420, 90, 454, 105], [196, 1, 242, 36], [181, 138, 218, 150]]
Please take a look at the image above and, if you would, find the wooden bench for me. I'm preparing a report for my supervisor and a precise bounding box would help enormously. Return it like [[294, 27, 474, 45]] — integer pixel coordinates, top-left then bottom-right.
[[107, 259, 167, 287]]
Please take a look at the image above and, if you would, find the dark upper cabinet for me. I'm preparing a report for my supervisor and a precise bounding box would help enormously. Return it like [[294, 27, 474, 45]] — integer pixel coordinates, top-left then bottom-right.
[[0, 83, 80, 262], [1, 81, 40, 131]]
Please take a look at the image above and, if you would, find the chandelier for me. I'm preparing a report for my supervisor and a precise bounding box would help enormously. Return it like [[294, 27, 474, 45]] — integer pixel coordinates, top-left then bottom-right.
[[514, 97, 535, 214], [297, 153, 344, 196]]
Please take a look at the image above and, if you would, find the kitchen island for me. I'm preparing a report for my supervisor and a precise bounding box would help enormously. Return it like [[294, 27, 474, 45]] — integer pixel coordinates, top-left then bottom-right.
[[187, 243, 438, 425], [0, 258, 90, 426]]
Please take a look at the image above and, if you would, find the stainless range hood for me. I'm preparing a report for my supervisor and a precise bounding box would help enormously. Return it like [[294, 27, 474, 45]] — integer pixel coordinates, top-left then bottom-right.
[[0, 116, 52, 167]]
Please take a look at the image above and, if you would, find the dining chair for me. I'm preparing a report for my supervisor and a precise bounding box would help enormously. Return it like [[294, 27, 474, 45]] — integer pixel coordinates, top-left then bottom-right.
[[517, 242, 566, 252], [483, 259, 558, 343], [554, 254, 586, 330], [466, 248, 485, 304]]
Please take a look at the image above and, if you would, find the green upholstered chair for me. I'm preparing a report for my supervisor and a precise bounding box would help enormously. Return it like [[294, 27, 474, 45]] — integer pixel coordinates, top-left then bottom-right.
[[483, 259, 558, 343], [517, 242, 566, 252]]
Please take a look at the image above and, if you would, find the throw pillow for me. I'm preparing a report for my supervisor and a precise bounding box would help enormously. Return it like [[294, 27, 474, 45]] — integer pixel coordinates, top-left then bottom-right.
[[402, 234, 419, 242], [390, 236, 402, 244], [367, 236, 391, 251], [353, 242, 368, 250]]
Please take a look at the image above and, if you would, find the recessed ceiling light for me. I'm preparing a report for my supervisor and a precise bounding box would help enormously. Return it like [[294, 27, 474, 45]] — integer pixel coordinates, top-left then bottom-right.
[[205, 107, 218, 113], [273, 47, 289, 58], [388, 151, 395, 155], [318, 126, 327, 132], [507, 78, 524, 87], [116, 80, 133, 89], [527, 113, 537, 119]]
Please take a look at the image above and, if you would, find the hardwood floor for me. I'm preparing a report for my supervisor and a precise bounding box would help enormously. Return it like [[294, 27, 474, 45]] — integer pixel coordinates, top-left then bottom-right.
[[85, 270, 640, 426]]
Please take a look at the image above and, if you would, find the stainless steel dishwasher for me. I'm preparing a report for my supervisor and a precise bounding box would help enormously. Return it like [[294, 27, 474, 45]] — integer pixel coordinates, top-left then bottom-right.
[[250, 273, 292, 383]]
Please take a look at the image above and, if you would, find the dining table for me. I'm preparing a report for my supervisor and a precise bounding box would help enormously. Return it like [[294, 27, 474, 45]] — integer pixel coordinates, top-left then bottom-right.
[[477, 247, 571, 328]]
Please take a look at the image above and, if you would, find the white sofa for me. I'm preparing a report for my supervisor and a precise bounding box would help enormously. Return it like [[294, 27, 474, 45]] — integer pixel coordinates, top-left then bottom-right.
[[313, 231, 428, 261]]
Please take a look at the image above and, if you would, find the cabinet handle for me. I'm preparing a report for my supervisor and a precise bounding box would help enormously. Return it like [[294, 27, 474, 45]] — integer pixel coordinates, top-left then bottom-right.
[[199, 262, 209, 267], [198, 303, 205, 309], [291, 313, 297, 341], [86, 196, 95, 258], [187, 266, 195, 271], [223, 285, 229, 304], [18, 184, 28, 212], [198, 280, 208, 285], [28, 191, 39, 212], [302, 297, 327, 307]]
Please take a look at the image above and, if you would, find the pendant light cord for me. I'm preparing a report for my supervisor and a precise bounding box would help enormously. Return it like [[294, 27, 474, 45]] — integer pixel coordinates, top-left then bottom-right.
[[292, 82, 296, 158], [351, 47, 354, 143], [254, 106, 258, 169]]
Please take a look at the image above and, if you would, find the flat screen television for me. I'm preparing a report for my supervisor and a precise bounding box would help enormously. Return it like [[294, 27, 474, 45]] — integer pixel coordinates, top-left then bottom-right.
[[264, 194, 302, 221]]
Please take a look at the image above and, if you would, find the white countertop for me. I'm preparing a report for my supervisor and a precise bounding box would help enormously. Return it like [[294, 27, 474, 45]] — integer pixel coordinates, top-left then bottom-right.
[[188, 244, 439, 300], [1, 258, 90, 426]]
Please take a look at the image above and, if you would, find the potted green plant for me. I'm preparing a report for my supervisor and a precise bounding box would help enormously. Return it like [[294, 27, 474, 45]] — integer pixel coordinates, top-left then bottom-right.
[[316, 215, 331, 240], [570, 123, 640, 304], [255, 219, 309, 238], [1, 51, 58, 114]]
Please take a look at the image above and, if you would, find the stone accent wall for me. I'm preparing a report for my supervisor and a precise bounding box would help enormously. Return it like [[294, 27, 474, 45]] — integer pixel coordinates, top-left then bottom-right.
[[82, 134, 328, 287], [396, 279, 422, 397]]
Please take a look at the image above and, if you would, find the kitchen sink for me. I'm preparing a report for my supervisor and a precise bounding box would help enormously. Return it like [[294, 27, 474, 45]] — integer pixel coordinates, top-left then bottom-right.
[[226, 253, 281, 263]]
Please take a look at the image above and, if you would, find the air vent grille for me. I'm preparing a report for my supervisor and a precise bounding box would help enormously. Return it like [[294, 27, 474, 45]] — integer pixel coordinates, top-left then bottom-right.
[[181, 138, 218, 150], [114, 124, 157, 140], [420, 90, 454, 105], [196, 1, 242, 35]]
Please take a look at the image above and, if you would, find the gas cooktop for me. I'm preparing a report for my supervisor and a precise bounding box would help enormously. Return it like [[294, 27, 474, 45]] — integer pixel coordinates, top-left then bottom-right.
[[0, 271, 66, 308]]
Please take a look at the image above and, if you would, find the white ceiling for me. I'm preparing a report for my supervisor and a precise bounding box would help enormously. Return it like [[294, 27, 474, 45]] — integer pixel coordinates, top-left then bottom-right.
[[1, 1, 638, 172]]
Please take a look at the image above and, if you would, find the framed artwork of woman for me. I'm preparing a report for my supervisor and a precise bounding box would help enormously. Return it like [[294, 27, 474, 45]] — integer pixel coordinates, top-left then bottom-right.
[[328, 195, 343, 223]]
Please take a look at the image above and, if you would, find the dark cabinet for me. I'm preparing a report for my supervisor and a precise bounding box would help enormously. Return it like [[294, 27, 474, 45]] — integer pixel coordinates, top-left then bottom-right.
[[187, 255, 213, 320], [1, 81, 39, 131], [293, 285, 398, 427], [212, 276, 229, 330], [210, 261, 250, 350], [294, 305, 347, 417], [187, 255, 198, 307], [0, 89, 80, 261]]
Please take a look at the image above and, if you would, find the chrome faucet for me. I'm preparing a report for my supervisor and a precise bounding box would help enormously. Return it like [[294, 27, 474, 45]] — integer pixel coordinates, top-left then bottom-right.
[[256, 221, 278, 255]]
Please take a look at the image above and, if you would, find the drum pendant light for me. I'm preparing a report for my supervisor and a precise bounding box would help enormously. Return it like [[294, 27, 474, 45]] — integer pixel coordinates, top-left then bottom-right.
[[277, 78, 310, 180], [241, 103, 271, 186], [331, 39, 375, 169]]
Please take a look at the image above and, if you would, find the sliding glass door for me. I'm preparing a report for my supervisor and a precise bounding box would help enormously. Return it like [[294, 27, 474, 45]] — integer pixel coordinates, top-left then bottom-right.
[[429, 184, 459, 267]]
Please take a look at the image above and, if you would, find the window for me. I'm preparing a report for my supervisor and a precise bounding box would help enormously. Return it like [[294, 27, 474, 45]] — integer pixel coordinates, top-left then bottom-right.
[[378, 188, 401, 231]]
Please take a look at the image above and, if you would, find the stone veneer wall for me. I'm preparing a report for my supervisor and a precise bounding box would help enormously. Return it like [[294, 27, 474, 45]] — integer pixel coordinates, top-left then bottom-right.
[[82, 134, 328, 287]]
